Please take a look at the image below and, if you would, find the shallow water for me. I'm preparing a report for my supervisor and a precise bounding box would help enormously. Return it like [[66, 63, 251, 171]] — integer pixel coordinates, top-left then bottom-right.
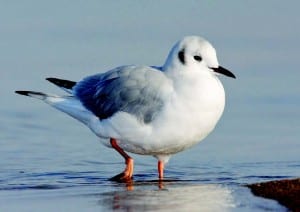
[[0, 159, 292, 211], [0, 114, 297, 211], [1, 1, 300, 211]]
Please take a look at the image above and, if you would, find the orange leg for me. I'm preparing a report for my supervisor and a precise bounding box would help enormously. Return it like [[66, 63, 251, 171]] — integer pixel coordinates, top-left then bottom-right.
[[110, 138, 134, 182], [158, 160, 164, 180]]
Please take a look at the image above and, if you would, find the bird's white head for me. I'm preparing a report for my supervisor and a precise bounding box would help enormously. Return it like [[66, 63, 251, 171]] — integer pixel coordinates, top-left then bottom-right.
[[163, 36, 235, 78]]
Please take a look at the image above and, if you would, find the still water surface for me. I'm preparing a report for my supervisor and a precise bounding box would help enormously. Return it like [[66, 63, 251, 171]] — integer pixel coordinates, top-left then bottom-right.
[[1, 97, 298, 211]]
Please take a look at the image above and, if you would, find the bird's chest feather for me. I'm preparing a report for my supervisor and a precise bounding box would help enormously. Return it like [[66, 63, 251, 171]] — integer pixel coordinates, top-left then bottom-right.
[[97, 74, 226, 155], [173, 75, 225, 121], [149, 75, 225, 147]]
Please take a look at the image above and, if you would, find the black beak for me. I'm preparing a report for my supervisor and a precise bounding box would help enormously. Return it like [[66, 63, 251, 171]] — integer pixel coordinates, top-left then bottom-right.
[[212, 66, 236, 79]]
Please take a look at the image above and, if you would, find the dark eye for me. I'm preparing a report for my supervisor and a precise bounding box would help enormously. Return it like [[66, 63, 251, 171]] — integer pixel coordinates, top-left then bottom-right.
[[178, 49, 185, 64], [193, 55, 202, 62]]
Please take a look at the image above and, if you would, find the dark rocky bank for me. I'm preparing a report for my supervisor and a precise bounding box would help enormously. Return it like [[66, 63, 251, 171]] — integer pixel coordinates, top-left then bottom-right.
[[247, 178, 300, 211]]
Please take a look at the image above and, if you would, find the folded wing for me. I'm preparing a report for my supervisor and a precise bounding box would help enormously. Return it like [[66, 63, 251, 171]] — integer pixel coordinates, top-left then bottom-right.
[[74, 66, 172, 123]]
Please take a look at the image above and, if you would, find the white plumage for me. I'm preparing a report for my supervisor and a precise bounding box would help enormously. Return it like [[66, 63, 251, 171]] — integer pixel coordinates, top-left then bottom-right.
[[16, 36, 235, 180]]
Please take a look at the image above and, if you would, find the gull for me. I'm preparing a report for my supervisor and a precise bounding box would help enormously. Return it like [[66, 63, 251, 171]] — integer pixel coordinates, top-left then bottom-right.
[[15, 36, 235, 181]]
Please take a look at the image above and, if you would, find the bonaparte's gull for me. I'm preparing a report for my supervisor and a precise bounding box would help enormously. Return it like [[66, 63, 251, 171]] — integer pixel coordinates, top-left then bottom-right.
[[16, 36, 235, 181]]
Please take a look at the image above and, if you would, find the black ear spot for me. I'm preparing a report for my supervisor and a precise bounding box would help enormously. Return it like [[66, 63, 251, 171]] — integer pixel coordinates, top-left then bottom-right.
[[178, 49, 185, 65], [193, 55, 202, 62]]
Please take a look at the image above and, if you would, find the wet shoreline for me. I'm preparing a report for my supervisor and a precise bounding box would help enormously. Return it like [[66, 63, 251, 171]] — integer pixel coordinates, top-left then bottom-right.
[[247, 178, 300, 211]]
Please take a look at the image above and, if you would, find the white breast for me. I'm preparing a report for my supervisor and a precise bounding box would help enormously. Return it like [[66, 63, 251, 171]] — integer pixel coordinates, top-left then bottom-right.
[[100, 72, 226, 155], [147, 73, 225, 154]]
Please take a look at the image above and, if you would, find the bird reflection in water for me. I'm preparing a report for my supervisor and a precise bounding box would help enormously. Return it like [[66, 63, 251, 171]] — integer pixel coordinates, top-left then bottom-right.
[[114, 179, 166, 191], [99, 181, 235, 211]]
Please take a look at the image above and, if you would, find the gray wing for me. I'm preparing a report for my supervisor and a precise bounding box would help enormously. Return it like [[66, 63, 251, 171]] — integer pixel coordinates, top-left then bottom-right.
[[74, 65, 171, 123]]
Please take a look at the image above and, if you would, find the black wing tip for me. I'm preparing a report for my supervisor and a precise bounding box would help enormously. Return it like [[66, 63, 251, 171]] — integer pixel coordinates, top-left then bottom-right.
[[46, 77, 55, 81], [46, 77, 61, 84], [46, 77, 76, 89], [15, 90, 44, 96], [15, 90, 30, 96]]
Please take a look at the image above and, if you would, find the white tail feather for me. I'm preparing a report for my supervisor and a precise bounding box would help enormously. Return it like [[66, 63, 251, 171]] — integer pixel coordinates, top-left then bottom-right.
[[45, 96, 96, 125], [16, 90, 96, 125]]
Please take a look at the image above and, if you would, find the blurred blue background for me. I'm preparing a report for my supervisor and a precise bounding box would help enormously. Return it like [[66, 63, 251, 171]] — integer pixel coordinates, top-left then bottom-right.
[[1, 0, 299, 163]]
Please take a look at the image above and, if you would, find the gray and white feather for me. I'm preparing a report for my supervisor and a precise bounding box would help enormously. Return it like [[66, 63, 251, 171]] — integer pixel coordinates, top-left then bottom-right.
[[16, 35, 235, 165], [74, 66, 171, 124]]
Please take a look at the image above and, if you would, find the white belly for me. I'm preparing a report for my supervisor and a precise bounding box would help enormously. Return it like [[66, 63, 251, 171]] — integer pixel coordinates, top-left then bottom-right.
[[91, 75, 225, 156], [143, 76, 225, 154]]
